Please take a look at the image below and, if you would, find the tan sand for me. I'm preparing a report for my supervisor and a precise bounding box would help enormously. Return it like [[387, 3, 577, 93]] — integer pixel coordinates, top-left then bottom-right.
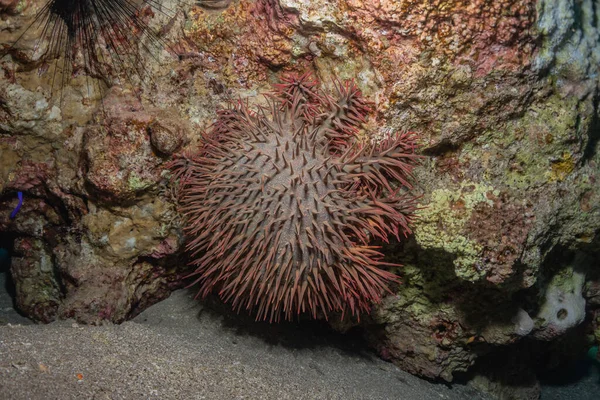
[[0, 289, 491, 400]]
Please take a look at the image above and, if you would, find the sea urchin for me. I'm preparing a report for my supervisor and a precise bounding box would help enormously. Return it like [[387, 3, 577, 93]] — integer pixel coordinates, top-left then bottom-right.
[[3, 0, 171, 102], [171, 73, 419, 322]]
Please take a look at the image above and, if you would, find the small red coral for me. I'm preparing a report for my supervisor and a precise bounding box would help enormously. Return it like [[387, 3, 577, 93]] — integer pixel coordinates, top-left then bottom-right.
[[171, 72, 419, 322]]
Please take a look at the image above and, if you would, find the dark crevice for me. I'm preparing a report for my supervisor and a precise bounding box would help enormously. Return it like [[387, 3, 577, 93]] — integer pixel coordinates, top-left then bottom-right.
[[582, 92, 600, 162], [0, 232, 21, 320], [421, 138, 462, 156], [572, 0, 584, 32], [0, 231, 17, 296]]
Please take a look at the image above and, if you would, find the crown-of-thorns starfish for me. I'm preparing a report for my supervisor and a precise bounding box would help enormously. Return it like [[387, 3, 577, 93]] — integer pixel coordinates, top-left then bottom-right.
[[170, 72, 419, 322]]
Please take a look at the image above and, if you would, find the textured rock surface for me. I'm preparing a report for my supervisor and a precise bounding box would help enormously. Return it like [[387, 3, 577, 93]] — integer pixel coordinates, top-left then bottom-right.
[[0, 0, 599, 394], [0, 28, 188, 323]]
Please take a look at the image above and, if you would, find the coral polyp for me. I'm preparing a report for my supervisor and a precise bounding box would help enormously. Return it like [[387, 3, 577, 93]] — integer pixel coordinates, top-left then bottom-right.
[[171, 73, 419, 322]]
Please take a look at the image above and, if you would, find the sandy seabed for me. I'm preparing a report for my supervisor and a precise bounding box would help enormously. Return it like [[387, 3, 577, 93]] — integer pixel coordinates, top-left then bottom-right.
[[0, 274, 495, 400]]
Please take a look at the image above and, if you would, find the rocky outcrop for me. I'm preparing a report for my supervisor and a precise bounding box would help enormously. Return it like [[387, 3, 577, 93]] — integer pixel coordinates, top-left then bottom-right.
[[1, 0, 598, 396], [0, 84, 187, 323]]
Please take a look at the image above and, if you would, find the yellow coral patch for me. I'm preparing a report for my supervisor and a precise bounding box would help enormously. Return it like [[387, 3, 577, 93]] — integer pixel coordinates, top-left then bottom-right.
[[548, 152, 575, 182]]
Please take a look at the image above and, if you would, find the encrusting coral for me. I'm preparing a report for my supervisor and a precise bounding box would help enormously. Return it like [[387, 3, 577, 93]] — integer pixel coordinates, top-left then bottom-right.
[[170, 72, 419, 322]]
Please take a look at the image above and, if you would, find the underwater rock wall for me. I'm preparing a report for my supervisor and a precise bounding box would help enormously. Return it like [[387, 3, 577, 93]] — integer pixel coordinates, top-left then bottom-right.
[[0, 0, 599, 390], [0, 84, 187, 322]]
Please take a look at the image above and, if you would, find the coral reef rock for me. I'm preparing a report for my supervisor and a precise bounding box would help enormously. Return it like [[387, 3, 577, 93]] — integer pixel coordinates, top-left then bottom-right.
[[1, 0, 599, 396]]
